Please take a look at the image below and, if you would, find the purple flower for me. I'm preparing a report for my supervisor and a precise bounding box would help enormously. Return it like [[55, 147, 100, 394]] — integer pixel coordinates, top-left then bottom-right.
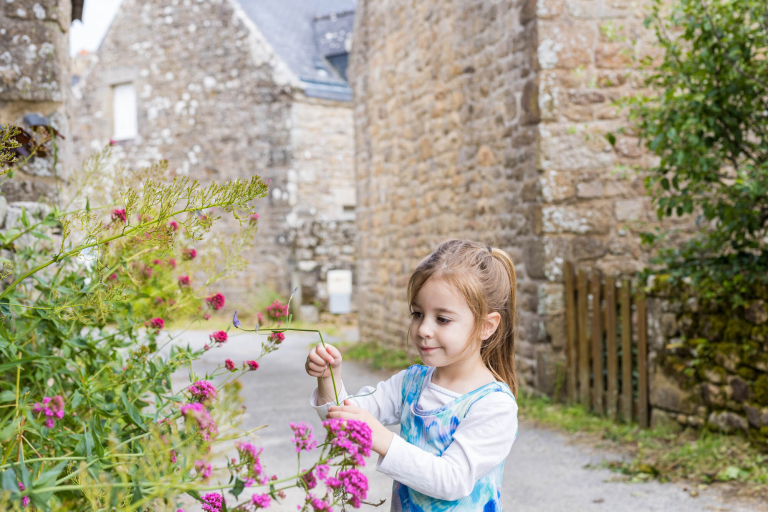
[[290, 422, 317, 452], [187, 380, 216, 402], [18, 482, 29, 508], [201, 492, 224, 512], [32, 395, 66, 429], [315, 464, 330, 481], [232, 310, 241, 328], [251, 493, 271, 509]]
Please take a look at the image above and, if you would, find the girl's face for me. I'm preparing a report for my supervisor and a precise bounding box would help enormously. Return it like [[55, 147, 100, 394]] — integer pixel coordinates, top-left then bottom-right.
[[409, 277, 477, 367]]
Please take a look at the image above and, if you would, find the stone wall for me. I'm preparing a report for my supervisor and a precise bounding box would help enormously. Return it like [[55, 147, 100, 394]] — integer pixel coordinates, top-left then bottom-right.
[[0, 0, 73, 203], [71, 0, 357, 311], [351, 0, 690, 389], [351, 0, 540, 376], [646, 290, 768, 440]]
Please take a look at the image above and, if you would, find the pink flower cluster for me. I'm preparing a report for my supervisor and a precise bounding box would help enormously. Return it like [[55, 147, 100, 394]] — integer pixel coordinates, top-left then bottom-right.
[[32, 395, 65, 429], [306, 494, 333, 512], [322, 418, 372, 467], [18, 482, 29, 508], [178, 275, 190, 287], [245, 360, 259, 371], [111, 208, 127, 222], [169, 220, 179, 231], [251, 493, 270, 509], [206, 293, 226, 310], [289, 422, 317, 453], [182, 248, 197, 260], [195, 459, 213, 480], [180, 402, 218, 442], [209, 331, 227, 344], [225, 359, 236, 372], [250, 213, 260, 223], [267, 331, 285, 344], [234, 441, 268, 487], [266, 300, 289, 320], [201, 492, 224, 512], [148, 317, 165, 330], [187, 380, 217, 402], [327, 469, 369, 508]]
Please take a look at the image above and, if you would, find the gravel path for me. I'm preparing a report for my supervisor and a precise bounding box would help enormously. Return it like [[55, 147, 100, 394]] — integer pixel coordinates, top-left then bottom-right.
[[167, 330, 759, 511]]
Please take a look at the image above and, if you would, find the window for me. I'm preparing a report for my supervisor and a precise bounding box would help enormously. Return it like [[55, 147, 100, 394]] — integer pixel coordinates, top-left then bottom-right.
[[112, 83, 138, 140], [327, 53, 349, 81]]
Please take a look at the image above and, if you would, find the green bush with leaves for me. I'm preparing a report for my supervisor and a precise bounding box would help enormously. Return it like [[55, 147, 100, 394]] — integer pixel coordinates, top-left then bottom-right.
[[616, 0, 768, 306], [0, 130, 374, 511]]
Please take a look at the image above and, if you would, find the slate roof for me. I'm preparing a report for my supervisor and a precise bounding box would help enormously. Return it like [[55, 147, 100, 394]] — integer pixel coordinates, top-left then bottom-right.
[[237, 0, 355, 102]]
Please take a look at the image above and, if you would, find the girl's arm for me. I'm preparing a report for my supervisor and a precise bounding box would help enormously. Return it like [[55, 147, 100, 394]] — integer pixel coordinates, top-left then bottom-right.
[[377, 393, 517, 501], [310, 369, 407, 426]]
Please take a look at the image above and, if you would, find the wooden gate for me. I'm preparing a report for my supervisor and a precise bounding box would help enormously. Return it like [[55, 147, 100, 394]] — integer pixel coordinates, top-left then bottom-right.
[[563, 262, 649, 426]]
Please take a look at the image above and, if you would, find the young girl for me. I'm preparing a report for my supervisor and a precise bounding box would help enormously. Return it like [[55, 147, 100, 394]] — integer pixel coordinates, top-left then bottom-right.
[[305, 239, 519, 511]]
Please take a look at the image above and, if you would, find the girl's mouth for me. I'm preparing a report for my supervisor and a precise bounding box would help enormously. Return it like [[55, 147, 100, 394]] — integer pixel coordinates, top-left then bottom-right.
[[419, 346, 438, 353]]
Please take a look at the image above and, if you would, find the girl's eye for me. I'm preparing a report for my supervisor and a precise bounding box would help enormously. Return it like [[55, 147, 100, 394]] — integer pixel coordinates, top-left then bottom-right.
[[437, 317, 451, 324], [410, 311, 423, 319]]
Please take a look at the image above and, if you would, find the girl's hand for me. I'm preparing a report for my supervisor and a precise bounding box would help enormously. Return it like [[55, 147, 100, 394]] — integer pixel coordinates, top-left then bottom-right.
[[328, 399, 395, 457], [305, 342, 342, 379]]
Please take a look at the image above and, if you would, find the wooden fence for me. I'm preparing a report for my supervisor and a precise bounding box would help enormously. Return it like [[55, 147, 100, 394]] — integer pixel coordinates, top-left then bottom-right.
[[563, 262, 649, 427]]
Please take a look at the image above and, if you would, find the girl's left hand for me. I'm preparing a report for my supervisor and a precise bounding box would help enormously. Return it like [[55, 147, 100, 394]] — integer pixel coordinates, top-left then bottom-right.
[[328, 399, 395, 457]]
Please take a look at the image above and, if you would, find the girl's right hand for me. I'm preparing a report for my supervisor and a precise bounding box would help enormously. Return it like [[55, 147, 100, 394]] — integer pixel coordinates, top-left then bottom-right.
[[305, 342, 342, 379]]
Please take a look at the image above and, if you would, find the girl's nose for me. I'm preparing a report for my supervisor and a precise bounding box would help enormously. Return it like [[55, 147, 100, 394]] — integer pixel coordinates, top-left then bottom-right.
[[417, 320, 434, 339]]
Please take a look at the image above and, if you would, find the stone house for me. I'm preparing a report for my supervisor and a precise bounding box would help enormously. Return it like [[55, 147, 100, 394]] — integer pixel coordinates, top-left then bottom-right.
[[72, 0, 358, 316], [350, 0, 686, 392]]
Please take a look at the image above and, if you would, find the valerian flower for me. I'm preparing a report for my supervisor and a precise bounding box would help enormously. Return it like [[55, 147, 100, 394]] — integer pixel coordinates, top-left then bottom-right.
[[148, 317, 165, 330], [308, 494, 332, 512], [337, 468, 369, 508], [301, 468, 318, 489], [322, 418, 372, 467], [267, 331, 285, 344], [266, 299, 289, 320], [209, 331, 227, 344], [289, 422, 317, 452], [180, 402, 218, 442], [32, 395, 66, 429], [200, 492, 224, 512], [111, 208, 127, 222], [244, 360, 259, 371], [178, 275, 190, 287], [168, 258, 177, 268], [168, 220, 179, 231], [182, 248, 197, 260], [250, 213, 260, 223], [251, 493, 270, 509], [206, 292, 225, 310], [187, 380, 217, 402], [235, 441, 266, 485], [225, 359, 236, 372], [18, 482, 29, 508], [195, 459, 213, 480]]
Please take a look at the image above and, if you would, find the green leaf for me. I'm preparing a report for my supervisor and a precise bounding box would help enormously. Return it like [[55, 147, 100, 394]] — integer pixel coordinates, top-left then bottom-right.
[[229, 477, 245, 499], [0, 390, 16, 403], [85, 197, 90, 213], [605, 132, 617, 146], [187, 489, 202, 501], [120, 391, 147, 431], [1, 469, 17, 492]]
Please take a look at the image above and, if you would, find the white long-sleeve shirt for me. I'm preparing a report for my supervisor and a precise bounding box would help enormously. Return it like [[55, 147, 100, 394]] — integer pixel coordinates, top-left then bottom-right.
[[309, 368, 518, 501]]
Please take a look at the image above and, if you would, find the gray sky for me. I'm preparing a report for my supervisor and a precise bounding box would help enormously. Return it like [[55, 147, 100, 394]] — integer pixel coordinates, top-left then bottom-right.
[[69, 0, 123, 57]]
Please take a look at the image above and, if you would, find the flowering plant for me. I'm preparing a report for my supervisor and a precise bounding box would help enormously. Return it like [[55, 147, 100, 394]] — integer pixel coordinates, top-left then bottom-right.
[[0, 138, 374, 511]]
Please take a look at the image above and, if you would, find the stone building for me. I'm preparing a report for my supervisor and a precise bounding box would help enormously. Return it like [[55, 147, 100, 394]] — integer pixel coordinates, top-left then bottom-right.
[[351, 0, 674, 391], [0, 0, 84, 205], [72, 0, 357, 314]]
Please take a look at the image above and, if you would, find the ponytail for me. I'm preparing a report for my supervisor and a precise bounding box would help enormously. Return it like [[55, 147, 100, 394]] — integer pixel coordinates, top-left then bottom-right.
[[484, 247, 518, 398]]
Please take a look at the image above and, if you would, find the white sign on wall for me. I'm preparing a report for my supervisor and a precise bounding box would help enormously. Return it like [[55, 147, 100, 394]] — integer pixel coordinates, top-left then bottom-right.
[[327, 269, 352, 314]]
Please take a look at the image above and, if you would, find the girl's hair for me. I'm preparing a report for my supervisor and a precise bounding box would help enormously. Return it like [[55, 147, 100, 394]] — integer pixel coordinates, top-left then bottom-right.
[[407, 239, 518, 398]]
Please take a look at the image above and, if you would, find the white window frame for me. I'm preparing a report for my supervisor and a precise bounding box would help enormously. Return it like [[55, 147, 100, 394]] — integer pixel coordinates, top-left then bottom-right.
[[112, 82, 138, 140]]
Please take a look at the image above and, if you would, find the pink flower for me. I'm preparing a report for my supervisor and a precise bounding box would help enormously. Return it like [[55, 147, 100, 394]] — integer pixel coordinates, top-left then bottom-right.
[[195, 459, 213, 480], [169, 220, 179, 231], [168, 258, 177, 268], [209, 331, 227, 344], [337, 468, 368, 508], [266, 300, 289, 320], [322, 418, 372, 467], [148, 317, 165, 330], [251, 493, 271, 509], [142, 265, 153, 279], [201, 493, 224, 512], [182, 248, 197, 260], [155, 296, 164, 304], [315, 464, 330, 481], [225, 359, 235, 371], [170, 450, 177, 464], [111, 208, 127, 222], [309, 494, 332, 512], [250, 213, 260, 223], [18, 482, 29, 508], [244, 360, 259, 371], [187, 380, 216, 402], [153, 259, 162, 266], [302, 468, 317, 489], [181, 403, 218, 442], [257, 312, 264, 325], [206, 293, 225, 310], [235, 441, 265, 485], [107, 272, 118, 281], [178, 275, 190, 287], [32, 395, 66, 429], [109, 139, 116, 146], [204, 313, 211, 321], [267, 332, 285, 344], [289, 422, 317, 452], [203, 343, 211, 351]]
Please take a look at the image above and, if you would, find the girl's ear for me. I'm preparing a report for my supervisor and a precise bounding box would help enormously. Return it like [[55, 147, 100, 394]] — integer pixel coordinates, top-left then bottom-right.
[[481, 312, 501, 341]]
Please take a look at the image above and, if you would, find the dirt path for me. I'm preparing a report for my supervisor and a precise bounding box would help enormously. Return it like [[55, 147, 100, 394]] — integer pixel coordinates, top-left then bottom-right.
[[168, 330, 760, 511]]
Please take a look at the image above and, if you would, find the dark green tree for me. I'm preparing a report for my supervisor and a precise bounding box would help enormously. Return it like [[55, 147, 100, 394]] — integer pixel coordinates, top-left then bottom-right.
[[619, 0, 768, 305]]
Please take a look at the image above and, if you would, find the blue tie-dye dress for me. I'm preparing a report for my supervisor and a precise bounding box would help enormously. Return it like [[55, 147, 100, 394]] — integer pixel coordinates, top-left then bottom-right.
[[391, 365, 515, 511]]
